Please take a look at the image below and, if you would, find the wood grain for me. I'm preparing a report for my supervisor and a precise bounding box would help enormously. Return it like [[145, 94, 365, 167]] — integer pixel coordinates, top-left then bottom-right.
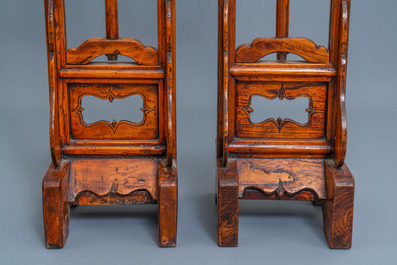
[[69, 83, 159, 140], [334, 0, 350, 167], [66, 38, 158, 65], [43, 0, 178, 248], [44, 0, 61, 166], [158, 159, 178, 247], [230, 62, 337, 82], [323, 159, 354, 249], [276, 0, 290, 61], [42, 161, 70, 248], [165, 0, 177, 166], [217, 159, 239, 247], [236, 38, 329, 63], [238, 158, 325, 200], [69, 158, 158, 202], [235, 82, 327, 139], [105, 0, 119, 60], [217, 0, 354, 248]]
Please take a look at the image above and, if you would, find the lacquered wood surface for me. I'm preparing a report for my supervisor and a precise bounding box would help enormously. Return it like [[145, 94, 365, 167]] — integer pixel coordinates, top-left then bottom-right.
[[42, 0, 178, 248], [217, 0, 354, 248]]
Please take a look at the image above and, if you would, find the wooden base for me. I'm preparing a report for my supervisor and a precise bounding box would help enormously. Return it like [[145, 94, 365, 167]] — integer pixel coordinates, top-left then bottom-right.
[[322, 160, 354, 249], [42, 161, 70, 248], [217, 158, 354, 248], [42, 157, 178, 248], [217, 159, 239, 247]]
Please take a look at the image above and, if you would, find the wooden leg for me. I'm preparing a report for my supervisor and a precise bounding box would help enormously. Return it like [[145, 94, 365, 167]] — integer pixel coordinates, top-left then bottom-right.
[[42, 161, 70, 249], [322, 160, 355, 249], [158, 160, 178, 247], [217, 159, 239, 247]]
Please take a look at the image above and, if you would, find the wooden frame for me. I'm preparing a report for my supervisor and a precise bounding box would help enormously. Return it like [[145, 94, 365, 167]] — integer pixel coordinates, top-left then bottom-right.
[[43, 0, 177, 248], [217, 0, 354, 248]]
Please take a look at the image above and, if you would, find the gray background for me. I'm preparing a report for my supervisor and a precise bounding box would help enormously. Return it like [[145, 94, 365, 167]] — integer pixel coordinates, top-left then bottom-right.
[[0, 0, 396, 264]]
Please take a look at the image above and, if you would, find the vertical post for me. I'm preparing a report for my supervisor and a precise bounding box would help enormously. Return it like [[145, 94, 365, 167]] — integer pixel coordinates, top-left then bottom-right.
[[322, 160, 354, 249], [218, 159, 239, 247], [217, 0, 224, 159], [276, 0, 289, 62], [105, 0, 119, 60], [43, 162, 70, 248], [45, 0, 61, 167], [164, 0, 176, 167], [334, 0, 350, 167], [158, 160, 178, 247], [220, 0, 232, 167]]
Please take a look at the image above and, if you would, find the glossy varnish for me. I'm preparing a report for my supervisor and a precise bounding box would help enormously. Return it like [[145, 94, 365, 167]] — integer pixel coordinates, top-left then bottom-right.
[[42, 0, 177, 248], [217, 0, 354, 248]]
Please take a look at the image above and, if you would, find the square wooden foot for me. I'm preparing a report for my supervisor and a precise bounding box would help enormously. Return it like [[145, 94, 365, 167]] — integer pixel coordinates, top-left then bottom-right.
[[217, 159, 239, 247], [42, 161, 70, 248], [158, 160, 178, 247], [322, 160, 355, 249]]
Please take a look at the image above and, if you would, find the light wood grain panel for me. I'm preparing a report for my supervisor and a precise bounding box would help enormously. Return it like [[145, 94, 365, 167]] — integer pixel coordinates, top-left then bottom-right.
[[69, 158, 158, 202]]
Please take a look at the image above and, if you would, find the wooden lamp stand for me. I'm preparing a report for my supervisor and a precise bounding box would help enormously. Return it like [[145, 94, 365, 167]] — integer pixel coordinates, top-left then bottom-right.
[[217, 0, 354, 249], [42, 0, 177, 248]]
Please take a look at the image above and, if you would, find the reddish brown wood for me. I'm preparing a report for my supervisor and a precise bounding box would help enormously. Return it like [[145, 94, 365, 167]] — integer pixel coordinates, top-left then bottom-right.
[[235, 82, 327, 139], [68, 158, 158, 202], [217, 0, 354, 248], [59, 67, 164, 79], [105, 0, 119, 60], [66, 38, 158, 65], [323, 159, 354, 249], [44, 0, 61, 167], [230, 62, 337, 82], [334, 0, 350, 167], [236, 37, 329, 63], [43, 0, 177, 248], [238, 158, 325, 200], [276, 0, 290, 62], [42, 161, 70, 248], [158, 159, 178, 247], [217, 159, 239, 247], [73, 190, 154, 206], [69, 83, 159, 140], [164, 0, 176, 166]]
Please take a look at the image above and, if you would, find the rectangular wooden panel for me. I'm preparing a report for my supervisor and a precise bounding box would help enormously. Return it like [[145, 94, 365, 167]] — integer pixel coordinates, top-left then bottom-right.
[[68, 158, 158, 203], [238, 158, 326, 200], [235, 81, 327, 139], [69, 82, 159, 140]]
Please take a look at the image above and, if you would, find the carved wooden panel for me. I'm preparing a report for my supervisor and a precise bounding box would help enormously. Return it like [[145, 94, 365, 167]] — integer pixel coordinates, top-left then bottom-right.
[[69, 83, 159, 140], [68, 158, 158, 204], [238, 158, 325, 200], [236, 81, 327, 139], [66, 38, 158, 65], [236, 37, 329, 63]]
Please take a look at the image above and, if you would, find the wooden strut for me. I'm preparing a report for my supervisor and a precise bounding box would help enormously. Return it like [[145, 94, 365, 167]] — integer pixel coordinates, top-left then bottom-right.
[[105, 0, 119, 61], [276, 0, 290, 62]]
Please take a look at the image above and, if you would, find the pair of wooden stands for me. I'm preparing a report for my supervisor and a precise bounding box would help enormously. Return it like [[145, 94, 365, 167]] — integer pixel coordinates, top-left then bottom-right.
[[42, 0, 354, 249]]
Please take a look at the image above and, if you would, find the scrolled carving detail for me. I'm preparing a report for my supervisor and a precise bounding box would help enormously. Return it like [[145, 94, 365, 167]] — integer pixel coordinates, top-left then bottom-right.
[[72, 85, 154, 133], [241, 84, 316, 132], [236, 37, 329, 63]]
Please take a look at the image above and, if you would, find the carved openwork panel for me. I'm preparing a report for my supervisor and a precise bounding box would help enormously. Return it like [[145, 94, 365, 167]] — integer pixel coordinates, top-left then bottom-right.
[[69, 83, 159, 140], [236, 82, 327, 139]]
